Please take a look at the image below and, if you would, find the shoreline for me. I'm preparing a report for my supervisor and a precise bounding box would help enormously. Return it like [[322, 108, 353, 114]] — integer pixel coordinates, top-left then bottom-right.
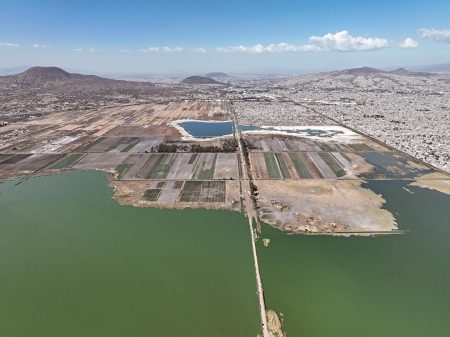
[[169, 120, 363, 143], [168, 119, 235, 141]]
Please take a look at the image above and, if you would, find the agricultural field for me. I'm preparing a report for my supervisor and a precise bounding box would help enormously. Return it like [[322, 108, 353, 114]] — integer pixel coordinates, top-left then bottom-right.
[[250, 151, 351, 179], [244, 125, 450, 234], [0, 101, 240, 210], [179, 181, 226, 203], [134, 153, 238, 181], [245, 135, 388, 153], [112, 179, 241, 211], [79, 136, 163, 153], [46, 153, 86, 170], [1, 98, 448, 234]]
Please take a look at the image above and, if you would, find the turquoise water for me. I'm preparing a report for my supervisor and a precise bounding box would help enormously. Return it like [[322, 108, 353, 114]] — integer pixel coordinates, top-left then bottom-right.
[[0, 171, 260, 337]]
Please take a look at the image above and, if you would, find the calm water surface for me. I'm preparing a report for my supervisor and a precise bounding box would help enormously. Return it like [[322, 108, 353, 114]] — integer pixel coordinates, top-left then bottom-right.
[[2, 171, 449, 337], [0, 171, 259, 337], [178, 120, 234, 138], [258, 180, 450, 337]]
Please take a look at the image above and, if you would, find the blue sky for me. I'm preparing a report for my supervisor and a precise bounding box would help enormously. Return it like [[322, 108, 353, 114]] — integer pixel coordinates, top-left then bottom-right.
[[1, 0, 449, 73]]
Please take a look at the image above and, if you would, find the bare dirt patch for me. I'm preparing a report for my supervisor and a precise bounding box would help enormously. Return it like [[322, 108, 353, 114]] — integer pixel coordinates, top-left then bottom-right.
[[255, 179, 397, 234]]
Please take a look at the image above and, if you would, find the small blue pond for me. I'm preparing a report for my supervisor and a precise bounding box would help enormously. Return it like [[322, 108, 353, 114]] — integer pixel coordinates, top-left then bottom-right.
[[178, 121, 235, 138]]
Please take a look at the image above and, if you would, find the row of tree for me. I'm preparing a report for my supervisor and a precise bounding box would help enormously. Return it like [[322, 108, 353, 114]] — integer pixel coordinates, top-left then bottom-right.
[[153, 139, 238, 153]]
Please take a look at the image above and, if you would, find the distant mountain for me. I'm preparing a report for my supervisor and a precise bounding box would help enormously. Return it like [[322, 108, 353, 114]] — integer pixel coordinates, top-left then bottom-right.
[[10, 66, 73, 83], [0, 67, 170, 119], [0, 66, 157, 88], [323, 66, 435, 77], [1, 66, 107, 85], [180, 75, 225, 85], [205, 72, 229, 78], [407, 63, 450, 73], [388, 67, 411, 75], [388, 67, 433, 77], [276, 65, 445, 92], [332, 67, 385, 76]]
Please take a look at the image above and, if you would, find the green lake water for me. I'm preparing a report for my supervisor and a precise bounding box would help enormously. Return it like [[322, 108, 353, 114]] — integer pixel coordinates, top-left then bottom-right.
[[0, 171, 259, 337], [258, 180, 450, 337], [2, 171, 450, 337]]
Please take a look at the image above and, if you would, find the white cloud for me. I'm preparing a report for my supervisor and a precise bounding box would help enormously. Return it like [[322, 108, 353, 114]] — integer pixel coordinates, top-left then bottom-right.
[[217, 43, 306, 53], [306, 30, 389, 51], [140, 46, 184, 52], [217, 31, 389, 53], [139, 47, 160, 52], [74, 47, 102, 52], [419, 28, 450, 43], [0, 42, 18, 47], [32, 43, 47, 48], [193, 47, 207, 53], [162, 46, 183, 52], [399, 37, 418, 48]]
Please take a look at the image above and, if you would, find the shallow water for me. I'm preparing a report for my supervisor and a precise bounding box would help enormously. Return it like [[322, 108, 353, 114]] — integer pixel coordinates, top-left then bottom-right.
[[360, 152, 432, 178], [258, 180, 450, 337], [240, 125, 345, 137], [0, 171, 259, 337]]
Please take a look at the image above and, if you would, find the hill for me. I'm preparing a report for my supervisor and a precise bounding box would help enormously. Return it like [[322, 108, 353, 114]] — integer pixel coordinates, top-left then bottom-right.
[[332, 67, 385, 76], [326, 66, 433, 77], [0, 66, 130, 86], [180, 76, 225, 85], [0, 66, 170, 120], [276, 65, 444, 93], [205, 72, 229, 78]]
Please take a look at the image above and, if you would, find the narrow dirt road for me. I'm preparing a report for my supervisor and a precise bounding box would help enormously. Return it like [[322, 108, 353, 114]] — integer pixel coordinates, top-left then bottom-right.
[[233, 109, 271, 337]]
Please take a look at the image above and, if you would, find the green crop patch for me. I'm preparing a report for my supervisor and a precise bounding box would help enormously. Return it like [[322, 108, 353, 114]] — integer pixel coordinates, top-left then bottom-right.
[[0, 154, 32, 165], [319, 152, 346, 177], [79, 137, 104, 152], [195, 154, 217, 180], [143, 188, 162, 201], [188, 153, 198, 164], [0, 154, 13, 163], [200, 181, 225, 202], [120, 138, 140, 152], [288, 153, 313, 179], [115, 164, 133, 179], [179, 181, 202, 202], [317, 143, 334, 152], [147, 154, 175, 179], [275, 153, 291, 179], [264, 152, 281, 179], [348, 143, 373, 152], [173, 181, 184, 189], [105, 137, 127, 152], [179, 180, 225, 202], [47, 153, 85, 170]]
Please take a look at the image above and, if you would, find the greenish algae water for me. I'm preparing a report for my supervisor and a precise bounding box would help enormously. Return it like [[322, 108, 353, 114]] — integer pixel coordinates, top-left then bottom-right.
[[0, 171, 259, 337], [258, 180, 450, 337]]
